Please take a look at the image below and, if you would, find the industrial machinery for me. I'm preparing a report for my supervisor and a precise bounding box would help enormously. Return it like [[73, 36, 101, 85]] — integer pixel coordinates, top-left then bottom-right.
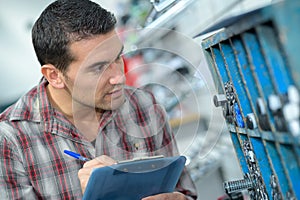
[[201, 0, 300, 199]]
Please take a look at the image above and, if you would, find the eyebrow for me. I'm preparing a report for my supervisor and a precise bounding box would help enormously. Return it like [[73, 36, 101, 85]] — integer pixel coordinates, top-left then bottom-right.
[[86, 45, 124, 71]]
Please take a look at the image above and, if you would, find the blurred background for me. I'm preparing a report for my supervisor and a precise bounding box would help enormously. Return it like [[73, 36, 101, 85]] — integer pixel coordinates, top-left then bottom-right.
[[0, 0, 274, 199]]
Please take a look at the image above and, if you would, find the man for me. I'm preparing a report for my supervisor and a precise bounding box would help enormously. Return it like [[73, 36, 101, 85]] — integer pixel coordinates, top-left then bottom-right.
[[0, 0, 197, 199]]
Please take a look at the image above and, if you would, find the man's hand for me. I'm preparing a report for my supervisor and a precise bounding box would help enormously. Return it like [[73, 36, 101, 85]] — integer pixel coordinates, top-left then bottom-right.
[[77, 155, 116, 194], [142, 192, 188, 200]]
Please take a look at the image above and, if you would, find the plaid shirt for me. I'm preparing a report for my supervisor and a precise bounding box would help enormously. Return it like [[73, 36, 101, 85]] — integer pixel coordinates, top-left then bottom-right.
[[0, 79, 197, 200]]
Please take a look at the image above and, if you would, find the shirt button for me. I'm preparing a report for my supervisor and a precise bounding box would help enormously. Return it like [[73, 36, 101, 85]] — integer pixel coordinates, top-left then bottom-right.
[[134, 143, 140, 150]]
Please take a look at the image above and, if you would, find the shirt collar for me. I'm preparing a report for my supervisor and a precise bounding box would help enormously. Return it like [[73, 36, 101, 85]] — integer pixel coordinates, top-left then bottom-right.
[[10, 78, 132, 146], [36, 78, 92, 145]]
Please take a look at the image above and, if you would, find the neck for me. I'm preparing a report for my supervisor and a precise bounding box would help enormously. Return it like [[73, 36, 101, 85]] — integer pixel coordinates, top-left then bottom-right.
[[46, 84, 73, 119], [46, 85, 102, 141]]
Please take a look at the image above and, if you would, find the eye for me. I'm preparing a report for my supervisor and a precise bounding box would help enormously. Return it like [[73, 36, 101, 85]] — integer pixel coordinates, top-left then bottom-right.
[[94, 64, 108, 74], [115, 55, 123, 63]]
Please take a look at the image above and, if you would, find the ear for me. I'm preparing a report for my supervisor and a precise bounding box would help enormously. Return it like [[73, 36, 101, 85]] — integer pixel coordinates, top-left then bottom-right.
[[41, 64, 65, 89]]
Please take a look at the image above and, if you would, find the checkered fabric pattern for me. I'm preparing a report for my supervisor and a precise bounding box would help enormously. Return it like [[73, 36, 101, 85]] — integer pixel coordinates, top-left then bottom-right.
[[0, 78, 197, 199]]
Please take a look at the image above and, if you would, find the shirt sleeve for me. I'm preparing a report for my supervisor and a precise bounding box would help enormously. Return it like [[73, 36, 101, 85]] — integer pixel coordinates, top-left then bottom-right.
[[0, 133, 37, 200]]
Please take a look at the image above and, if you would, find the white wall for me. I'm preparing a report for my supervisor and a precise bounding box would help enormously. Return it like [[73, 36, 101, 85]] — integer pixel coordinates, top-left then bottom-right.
[[0, 1, 50, 105]]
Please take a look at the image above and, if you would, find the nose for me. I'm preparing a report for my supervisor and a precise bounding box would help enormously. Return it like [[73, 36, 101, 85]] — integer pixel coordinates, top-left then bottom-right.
[[108, 62, 125, 85]]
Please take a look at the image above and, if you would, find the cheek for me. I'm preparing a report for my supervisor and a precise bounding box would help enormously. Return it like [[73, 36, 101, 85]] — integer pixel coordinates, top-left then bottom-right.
[[72, 78, 99, 99], [95, 78, 110, 96], [73, 71, 111, 97]]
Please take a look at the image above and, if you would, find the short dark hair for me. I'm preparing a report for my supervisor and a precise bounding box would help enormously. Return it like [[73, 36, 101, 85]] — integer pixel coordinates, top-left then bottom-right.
[[32, 0, 117, 73]]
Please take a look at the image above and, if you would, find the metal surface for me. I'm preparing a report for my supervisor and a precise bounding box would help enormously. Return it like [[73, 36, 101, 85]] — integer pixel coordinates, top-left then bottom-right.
[[201, 0, 300, 199], [150, 0, 177, 12]]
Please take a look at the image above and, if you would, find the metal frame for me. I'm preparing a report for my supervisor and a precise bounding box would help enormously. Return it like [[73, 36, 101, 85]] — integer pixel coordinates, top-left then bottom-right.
[[202, 0, 300, 199]]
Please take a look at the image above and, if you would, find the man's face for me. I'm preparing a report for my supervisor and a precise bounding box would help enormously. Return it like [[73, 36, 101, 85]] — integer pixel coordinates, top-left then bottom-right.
[[63, 30, 126, 111]]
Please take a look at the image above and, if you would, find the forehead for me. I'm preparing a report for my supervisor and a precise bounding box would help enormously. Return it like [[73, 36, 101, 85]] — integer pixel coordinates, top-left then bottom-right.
[[69, 31, 122, 67]]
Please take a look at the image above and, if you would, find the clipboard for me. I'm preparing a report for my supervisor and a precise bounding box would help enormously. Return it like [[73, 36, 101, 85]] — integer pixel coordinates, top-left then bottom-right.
[[82, 155, 186, 200]]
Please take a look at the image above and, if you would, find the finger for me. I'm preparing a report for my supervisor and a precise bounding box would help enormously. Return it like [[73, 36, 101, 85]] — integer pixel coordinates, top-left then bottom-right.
[[142, 192, 186, 200], [83, 155, 116, 168], [94, 155, 116, 165], [78, 167, 94, 177], [142, 193, 163, 200], [78, 174, 90, 194]]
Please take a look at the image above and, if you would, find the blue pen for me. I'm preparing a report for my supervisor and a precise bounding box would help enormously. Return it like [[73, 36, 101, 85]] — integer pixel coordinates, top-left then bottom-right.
[[64, 150, 90, 162]]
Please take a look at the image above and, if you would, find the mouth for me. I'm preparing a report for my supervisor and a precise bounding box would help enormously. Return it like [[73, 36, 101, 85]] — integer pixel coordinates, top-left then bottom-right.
[[107, 87, 123, 98]]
